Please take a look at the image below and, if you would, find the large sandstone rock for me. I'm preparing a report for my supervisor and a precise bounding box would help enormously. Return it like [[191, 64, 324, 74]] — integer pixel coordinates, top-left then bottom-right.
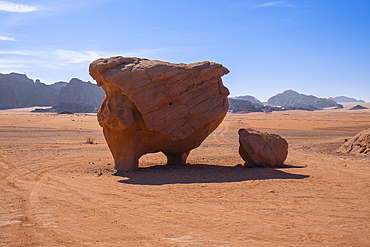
[[89, 56, 230, 171], [337, 128, 370, 154], [239, 129, 288, 167]]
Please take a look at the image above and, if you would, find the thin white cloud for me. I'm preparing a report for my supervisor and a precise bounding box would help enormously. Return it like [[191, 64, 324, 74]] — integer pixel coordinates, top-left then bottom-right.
[[0, 47, 191, 83], [0, 47, 183, 77], [0, 49, 111, 73], [0, 1, 39, 12], [255, 1, 293, 8], [0, 50, 30, 55], [52, 49, 102, 64], [0, 58, 29, 68], [0, 35, 16, 41]]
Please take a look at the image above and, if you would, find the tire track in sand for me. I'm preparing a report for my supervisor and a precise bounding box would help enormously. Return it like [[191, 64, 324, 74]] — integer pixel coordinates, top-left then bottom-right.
[[210, 120, 231, 144], [2, 156, 84, 246]]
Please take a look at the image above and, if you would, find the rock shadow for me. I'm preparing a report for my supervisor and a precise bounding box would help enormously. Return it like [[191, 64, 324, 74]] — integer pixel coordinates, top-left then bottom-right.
[[114, 163, 309, 185]]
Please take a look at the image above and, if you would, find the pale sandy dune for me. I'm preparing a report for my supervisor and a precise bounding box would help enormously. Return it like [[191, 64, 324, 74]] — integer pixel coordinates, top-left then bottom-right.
[[0, 108, 369, 246]]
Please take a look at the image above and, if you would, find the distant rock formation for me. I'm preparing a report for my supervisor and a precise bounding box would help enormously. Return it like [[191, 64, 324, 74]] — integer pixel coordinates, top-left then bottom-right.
[[90, 56, 229, 171], [231, 95, 263, 105], [329, 96, 365, 103], [28, 79, 60, 107], [228, 99, 282, 113], [54, 78, 105, 112], [238, 128, 288, 167], [268, 89, 342, 110], [32, 78, 104, 113], [50, 81, 68, 92], [337, 128, 370, 154], [229, 99, 262, 113], [349, 105, 368, 110], [0, 73, 104, 112], [0, 73, 58, 109], [0, 72, 104, 113]]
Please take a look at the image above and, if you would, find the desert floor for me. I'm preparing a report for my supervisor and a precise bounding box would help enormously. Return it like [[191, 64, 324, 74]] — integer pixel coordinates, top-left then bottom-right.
[[1, 103, 370, 247]]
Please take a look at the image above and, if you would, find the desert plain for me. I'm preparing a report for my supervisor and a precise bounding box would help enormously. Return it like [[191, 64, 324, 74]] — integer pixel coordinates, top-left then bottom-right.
[[1, 103, 370, 247]]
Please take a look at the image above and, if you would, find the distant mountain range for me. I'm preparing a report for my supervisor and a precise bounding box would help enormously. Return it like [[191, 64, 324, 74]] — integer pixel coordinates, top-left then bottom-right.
[[1, 73, 366, 114], [229, 89, 366, 113], [229, 95, 263, 105], [267, 89, 341, 110], [329, 96, 365, 103], [0, 72, 104, 113], [228, 99, 281, 113]]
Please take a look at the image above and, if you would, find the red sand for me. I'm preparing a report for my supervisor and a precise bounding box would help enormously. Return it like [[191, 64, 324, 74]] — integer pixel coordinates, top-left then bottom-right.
[[1, 105, 369, 246]]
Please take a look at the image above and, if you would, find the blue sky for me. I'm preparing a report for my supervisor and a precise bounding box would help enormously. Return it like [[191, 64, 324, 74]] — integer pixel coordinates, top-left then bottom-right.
[[0, 0, 369, 102]]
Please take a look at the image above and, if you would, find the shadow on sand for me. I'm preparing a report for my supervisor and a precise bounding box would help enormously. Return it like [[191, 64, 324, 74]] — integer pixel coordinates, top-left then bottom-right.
[[114, 163, 309, 185]]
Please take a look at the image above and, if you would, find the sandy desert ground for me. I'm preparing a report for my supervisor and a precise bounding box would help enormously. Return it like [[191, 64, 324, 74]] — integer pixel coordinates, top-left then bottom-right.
[[1, 103, 370, 246]]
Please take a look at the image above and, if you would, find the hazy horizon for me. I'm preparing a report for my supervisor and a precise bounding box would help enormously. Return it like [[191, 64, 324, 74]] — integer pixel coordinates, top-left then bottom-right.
[[2, 70, 368, 103], [1, 0, 369, 102]]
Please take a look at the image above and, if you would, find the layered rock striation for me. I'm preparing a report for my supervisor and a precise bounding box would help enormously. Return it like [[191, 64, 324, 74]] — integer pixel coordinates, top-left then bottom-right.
[[89, 56, 230, 171]]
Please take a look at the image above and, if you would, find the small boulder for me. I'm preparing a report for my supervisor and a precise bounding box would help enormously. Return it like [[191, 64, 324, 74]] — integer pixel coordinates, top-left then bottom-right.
[[238, 128, 288, 167], [337, 128, 370, 154]]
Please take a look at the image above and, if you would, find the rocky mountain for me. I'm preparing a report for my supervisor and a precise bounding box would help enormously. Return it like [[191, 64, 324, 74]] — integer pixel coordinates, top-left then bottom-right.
[[0, 73, 59, 109], [55, 78, 105, 110], [329, 96, 365, 103], [230, 95, 263, 105], [27, 79, 60, 107], [229, 99, 262, 113], [34, 78, 105, 113], [50, 81, 68, 92], [0, 72, 105, 113], [268, 90, 341, 110], [228, 99, 282, 113]]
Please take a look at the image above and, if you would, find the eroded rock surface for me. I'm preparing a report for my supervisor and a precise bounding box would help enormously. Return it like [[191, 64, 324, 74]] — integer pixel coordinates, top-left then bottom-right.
[[239, 128, 288, 167], [89, 56, 229, 171], [337, 128, 370, 154]]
